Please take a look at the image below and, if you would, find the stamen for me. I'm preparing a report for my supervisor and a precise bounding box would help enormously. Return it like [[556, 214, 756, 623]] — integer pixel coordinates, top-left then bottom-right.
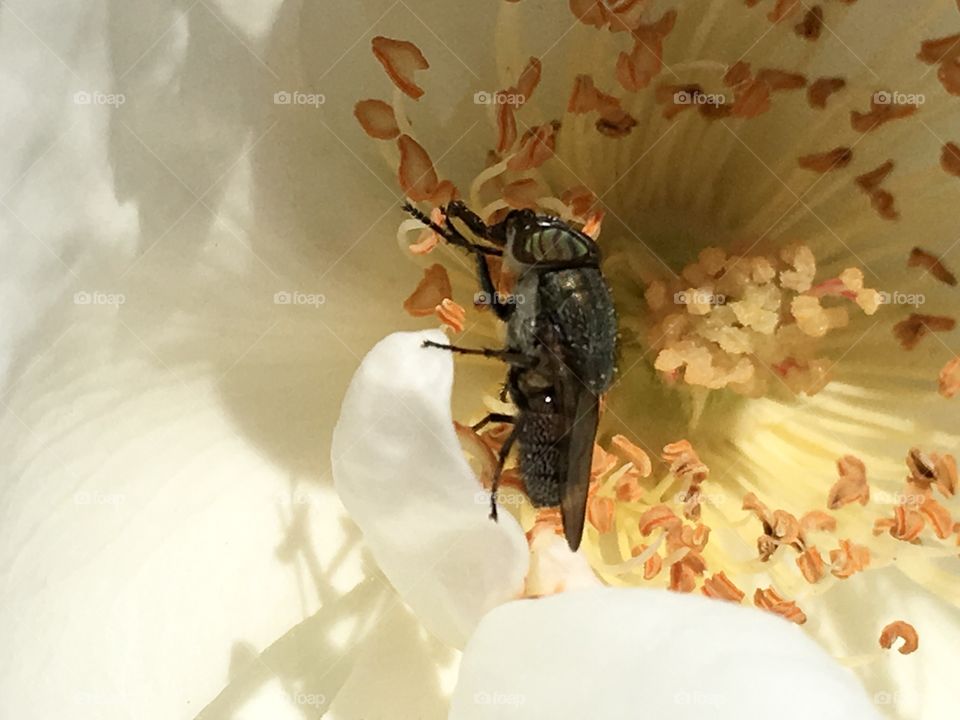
[[371, 36, 429, 99], [879, 621, 919, 655]]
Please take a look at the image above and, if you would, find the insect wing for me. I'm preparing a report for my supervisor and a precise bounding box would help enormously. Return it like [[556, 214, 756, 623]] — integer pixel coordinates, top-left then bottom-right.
[[556, 366, 599, 551]]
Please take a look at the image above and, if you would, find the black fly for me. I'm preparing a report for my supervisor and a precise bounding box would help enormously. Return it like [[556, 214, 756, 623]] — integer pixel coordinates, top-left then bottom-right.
[[402, 200, 617, 550]]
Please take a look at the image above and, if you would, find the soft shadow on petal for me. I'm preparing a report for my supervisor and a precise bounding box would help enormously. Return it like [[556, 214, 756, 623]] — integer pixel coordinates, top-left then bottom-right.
[[451, 588, 882, 719], [332, 329, 529, 649]]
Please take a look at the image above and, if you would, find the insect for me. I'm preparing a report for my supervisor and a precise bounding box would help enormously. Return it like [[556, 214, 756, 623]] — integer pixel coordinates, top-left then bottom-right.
[[403, 200, 617, 550]]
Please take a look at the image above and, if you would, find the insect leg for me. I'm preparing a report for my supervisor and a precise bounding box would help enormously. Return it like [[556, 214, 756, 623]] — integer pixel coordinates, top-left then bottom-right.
[[402, 203, 502, 257], [489, 427, 518, 521], [421, 340, 534, 366], [471, 412, 515, 432], [445, 200, 506, 246]]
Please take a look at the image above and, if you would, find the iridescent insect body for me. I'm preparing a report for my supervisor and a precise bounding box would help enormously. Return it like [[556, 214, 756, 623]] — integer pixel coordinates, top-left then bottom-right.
[[403, 201, 617, 550]]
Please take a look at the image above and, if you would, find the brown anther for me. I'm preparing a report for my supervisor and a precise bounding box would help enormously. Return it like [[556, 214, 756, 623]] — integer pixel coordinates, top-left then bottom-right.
[[772, 509, 803, 546], [569, 74, 621, 115], [615, 470, 645, 502], [742, 492, 773, 523], [615, 11, 677, 92], [893, 314, 957, 351], [587, 495, 616, 534], [371, 36, 429, 100], [397, 135, 439, 201], [507, 122, 558, 171], [757, 69, 807, 91], [879, 621, 919, 654], [906, 447, 938, 485], [830, 539, 871, 578], [943, 142, 960, 178], [561, 186, 600, 219], [515, 57, 542, 103], [754, 587, 807, 624], [908, 247, 957, 286], [767, 0, 802, 23], [855, 160, 899, 220], [632, 543, 663, 579], [611, 435, 653, 477], [798, 147, 853, 173], [669, 560, 698, 593], [354, 99, 400, 140], [402, 264, 452, 317], [409, 207, 444, 255], [794, 6, 824, 40], [919, 498, 953, 539], [496, 102, 517, 154], [796, 546, 826, 583], [827, 455, 870, 509], [701, 572, 745, 602], [724, 61, 752, 88], [807, 77, 846, 108], [569, 0, 612, 29], [801, 510, 837, 532], [591, 443, 619, 478], [940, 357, 960, 399], [436, 298, 466, 333], [890, 505, 925, 542], [935, 454, 957, 497], [851, 98, 917, 133], [662, 440, 709, 482], [596, 110, 638, 137], [639, 505, 681, 535]]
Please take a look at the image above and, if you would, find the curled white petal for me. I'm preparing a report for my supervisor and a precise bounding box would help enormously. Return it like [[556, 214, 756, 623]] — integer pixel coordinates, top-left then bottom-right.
[[450, 588, 882, 719], [332, 329, 529, 648]]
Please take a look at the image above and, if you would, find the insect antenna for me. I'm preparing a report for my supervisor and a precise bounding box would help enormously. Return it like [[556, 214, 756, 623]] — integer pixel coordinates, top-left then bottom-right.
[[401, 202, 503, 257]]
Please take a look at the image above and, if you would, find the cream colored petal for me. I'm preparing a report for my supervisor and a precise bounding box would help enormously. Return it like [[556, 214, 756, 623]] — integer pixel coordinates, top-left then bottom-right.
[[332, 329, 529, 649], [451, 588, 881, 719]]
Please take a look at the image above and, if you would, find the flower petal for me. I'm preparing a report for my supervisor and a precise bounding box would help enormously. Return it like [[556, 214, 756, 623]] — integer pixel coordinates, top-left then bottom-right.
[[450, 588, 881, 719], [332, 330, 529, 648]]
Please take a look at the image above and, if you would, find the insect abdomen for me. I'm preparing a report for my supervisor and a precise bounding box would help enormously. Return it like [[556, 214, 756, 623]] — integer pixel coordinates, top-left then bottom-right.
[[517, 412, 564, 507]]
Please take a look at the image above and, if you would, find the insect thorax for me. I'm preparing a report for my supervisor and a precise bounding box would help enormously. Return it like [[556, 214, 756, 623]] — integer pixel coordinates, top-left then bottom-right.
[[510, 225, 594, 266]]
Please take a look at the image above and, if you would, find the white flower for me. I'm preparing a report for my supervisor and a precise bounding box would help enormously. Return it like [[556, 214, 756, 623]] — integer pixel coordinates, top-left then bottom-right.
[[2, 0, 959, 718]]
